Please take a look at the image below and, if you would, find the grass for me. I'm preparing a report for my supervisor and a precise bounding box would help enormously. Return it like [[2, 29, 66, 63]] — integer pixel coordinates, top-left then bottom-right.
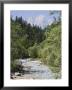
[[48, 65, 61, 79]]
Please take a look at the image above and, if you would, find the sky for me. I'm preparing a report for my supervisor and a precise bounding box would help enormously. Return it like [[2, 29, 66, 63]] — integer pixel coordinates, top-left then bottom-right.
[[11, 10, 61, 29]]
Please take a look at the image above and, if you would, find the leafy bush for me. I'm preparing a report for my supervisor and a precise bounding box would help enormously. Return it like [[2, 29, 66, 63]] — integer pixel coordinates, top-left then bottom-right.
[[28, 44, 38, 58], [11, 60, 23, 73]]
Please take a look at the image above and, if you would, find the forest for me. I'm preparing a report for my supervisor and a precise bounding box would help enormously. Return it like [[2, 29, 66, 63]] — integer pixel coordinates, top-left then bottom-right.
[[11, 13, 61, 77]]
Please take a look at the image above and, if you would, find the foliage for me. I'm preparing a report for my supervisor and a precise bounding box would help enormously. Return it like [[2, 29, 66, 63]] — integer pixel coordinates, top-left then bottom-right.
[[37, 23, 61, 72], [11, 60, 23, 73], [28, 43, 38, 58], [11, 16, 61, 73]]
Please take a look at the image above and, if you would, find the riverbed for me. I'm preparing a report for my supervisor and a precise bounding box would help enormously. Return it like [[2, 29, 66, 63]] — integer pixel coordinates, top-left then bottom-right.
[[11, 58, 59, 79]]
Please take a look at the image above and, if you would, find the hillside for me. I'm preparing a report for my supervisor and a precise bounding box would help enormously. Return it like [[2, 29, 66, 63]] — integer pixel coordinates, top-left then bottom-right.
[[37, 23, 61, 74], [11, 16, 61, 77]]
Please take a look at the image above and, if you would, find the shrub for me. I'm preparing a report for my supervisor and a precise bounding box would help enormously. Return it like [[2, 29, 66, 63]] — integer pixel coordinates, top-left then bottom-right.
[[11, 60, 23, 73], [28, 44, 38, 58]]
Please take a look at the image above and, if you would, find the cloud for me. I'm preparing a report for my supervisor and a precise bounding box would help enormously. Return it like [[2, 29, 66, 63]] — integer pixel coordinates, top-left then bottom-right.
[[27, 17, 33, 25], [27, 15, 47, 28], [34, 15, 45, 28]]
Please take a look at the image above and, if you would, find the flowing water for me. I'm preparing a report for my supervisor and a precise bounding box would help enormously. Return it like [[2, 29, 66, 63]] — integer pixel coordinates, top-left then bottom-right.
[[12, 58, 55, 79]]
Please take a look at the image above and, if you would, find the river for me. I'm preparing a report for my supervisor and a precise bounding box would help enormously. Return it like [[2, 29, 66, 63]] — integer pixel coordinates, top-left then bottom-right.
[[12, 58, 58, 79]]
